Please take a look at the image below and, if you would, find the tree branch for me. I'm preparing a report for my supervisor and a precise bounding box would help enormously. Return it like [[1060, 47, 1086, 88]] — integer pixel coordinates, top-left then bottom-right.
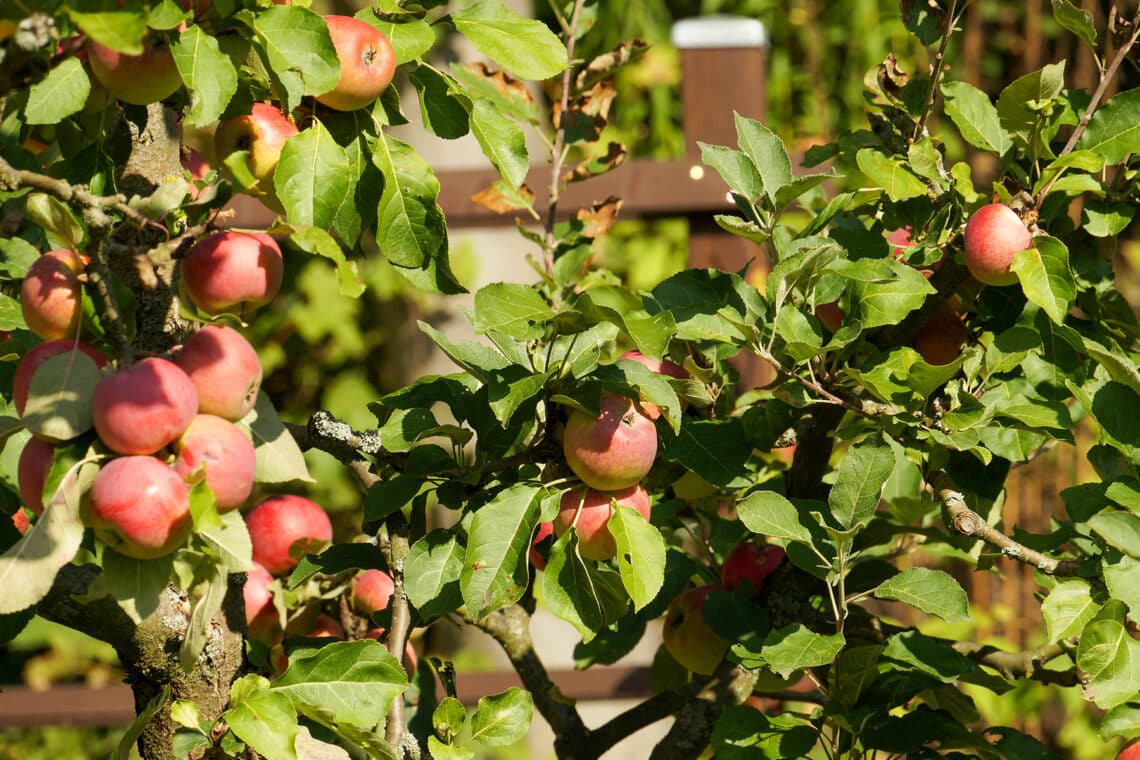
[[467, 605, 592, 758], [912, 0, 960, 141], [647, 662, 756, 760], [589, 681, 705, 756], [383, 512, 414, 754], [955, 639, 1079, 686], [932, 473, 1082, 576], [85, 233, 135, 365]]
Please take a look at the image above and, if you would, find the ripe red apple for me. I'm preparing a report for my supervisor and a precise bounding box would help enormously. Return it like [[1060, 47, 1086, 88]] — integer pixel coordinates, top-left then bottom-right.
[[17, 437, 55, 515], [964, 203, 1032, 287], [86, 455, 193, 559], [180, 231, 284, 317], [913, 303, 968, 366], [553, 484, 651, 562], [174, 324, 263, 420], [662, 585, 729, 675], [353, 569, 395, 617], [618, 349, 688, 418], [721, 542, 785, 592], [91, 357, 199, 455], [1118, 740, 1140, 760], [244, 561, 278, 640], [86, 34, 181, 106], [562, 395, 658, 491], [13, 339, 108, 416], [311, 614, 345, 638], [213, 104, 298, 211], [246, 494, 333, 576], [182, 148, 210, 200], [316, 16, 396, 112], [815, 301, 843, 333], [21, 250, 85, 341], [530, 521, 554, 570], [173, 414, 257, 511]]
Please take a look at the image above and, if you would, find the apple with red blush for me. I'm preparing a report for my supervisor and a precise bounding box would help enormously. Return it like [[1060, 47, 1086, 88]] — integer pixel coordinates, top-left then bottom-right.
[[964, 203, 1032, 287], [85, 455, 193, 559], [213, 104, 298, 212], [91, 357, 199, 455], [562, 395, 657, 491], [180, 232, 284, 317], [175, 325, 263, 420], [173, 414, 257, 511], [244, 562, 279, 640], [246, 494, 333, 576], [721, 542, 785, 592], [86, 34, 182, 106], [662, 585, 729, 675], [18, 437, 55, 515], [316, 16, 396, 112], [530, 521, 554, 570], [553, 484, 650, 561], [21, 250, 86, 341], [913, 302, 968, 366], [353, 569, 395, 617]]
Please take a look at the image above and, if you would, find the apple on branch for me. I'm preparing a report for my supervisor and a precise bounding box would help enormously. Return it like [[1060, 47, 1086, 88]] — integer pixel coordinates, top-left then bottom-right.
[[244, 561, 279, 641], [86, 33, 182, 106], [552, 484, 650, 561], [85, 456, 193, 559], [721, 542, 785, 593], [316, 16, 396, 112], [174, 324, 264, 420], [173, 414, 257, 512], [246, 494, 334, 576], [92, 357, 199, 456], [17, 437, 55, 515], [353, 569, 395, 618], [913, 301, 968, 366], [964, 203, 1032, 287], [213, 104, 298, 212], [529, 521, 554, 570], [617, 349, 688, 418], [662, 585, 730, 675], [562, 395, 658, 491], [21, 250, 86, 341], [180, 232, 284, 318]]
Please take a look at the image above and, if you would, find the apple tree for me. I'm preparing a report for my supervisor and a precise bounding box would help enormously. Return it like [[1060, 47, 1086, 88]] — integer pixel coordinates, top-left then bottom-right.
[[2, 0, 1140, 758]]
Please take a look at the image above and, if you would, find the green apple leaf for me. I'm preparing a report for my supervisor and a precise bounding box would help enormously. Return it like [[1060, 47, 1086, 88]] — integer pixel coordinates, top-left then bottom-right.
[[280, 224, 365, 298], [469, 98, 529, 189], [0, 458, 94, 615], [404, 530, 465, 622], [181, 560, 228, 669], [734, 113, 792, 202], [26, 194, 84, 251], [997, 61, 1066, 157], [1052, 0, 1097, 48], [273, 640, 408, 729], [538, 531, 627, 642], [855, 149, 928, 201], [360, 12, 435, 65], [472, 283, 555, 340], [22, 351, 101, 443], [470, 688, 533, 747], [1042, 579, 1105, 643], [197, 509, 253, 574], [1100, 702, 1140, 741], [450, 62, 540, 123], [67, 10, 146, 54], [226, 676, 299, 760], [461, 483, 541, 620], [409, 65, 471, 139], [101, 550, 175, 624], [253, 6, 340, 110], [609, 504, 665, 612], [829, 433, 895, 530], [450, 0, 567, 81], [737, 490, 814, 546], [1077, 87, 1140, 164], [711, 707, 818, 760], [171, 25, 238, 128], [275, 120, 355, 238], [1103, 554, 1140, 621], [736, 624, 844, 678], [874, 567, 972, 623], [1077, 617, 1140, 709], [662, 418, 753, 489], [1090, 511, 1140, 558], [25, 58, 91, 125], [942, 80, 1012, 155], [851, 261, 935, 328], [1010, 236, 1075, 325], [699, 143, 762, 203], [238, 392, 315, 484]]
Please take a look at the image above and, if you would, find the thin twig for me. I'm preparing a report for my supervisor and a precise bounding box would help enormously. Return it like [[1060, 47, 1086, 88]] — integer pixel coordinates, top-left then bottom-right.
[[85, 234, 135, 365], [1035, 7, 1140, 208], [383, 513, 414, 752], [542, 0, 588, 277], [912, 0, 960, 142], [932, 473, 1082, 576]]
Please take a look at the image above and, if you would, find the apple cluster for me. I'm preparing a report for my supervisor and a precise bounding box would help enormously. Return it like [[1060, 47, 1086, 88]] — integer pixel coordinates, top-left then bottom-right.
[[534, 350, 686, 564]]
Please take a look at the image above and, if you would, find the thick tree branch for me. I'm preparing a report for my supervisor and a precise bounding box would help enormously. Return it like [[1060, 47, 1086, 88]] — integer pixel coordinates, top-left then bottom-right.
[[933, 473, 1082, 576], [648, 662, 756, 760], [955, 639, 1079, 686], [589, 681, 705, 756]]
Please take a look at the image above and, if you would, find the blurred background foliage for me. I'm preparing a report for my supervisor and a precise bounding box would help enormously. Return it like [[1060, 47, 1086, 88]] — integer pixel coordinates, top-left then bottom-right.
[[3, 1, 1137, 757]]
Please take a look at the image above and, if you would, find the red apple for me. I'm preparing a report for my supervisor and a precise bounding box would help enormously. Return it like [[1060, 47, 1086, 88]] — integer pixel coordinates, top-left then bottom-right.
[[174, 325, 263, 420], [244, 561, 278, 639], [246, 494, 333, 576], [964, 203, 1031, 287], [562, 395, 658, 491], [553, 484, 651, 561], [353, 569, 395, 617], [1118, 740, 1140, 760], [913, 303, 968, 366], [14, 339, 108, 416], [662, 585, 729, 675], [180, 231, 283, 317], [311, 614, 345, 638], [815, 301, 843, 333], [529, 521, 554, 570], [316, 16, 396, 112], [17, 437, 55, 515], [21, 250, 85, 341], [91, 357, 199, 455], [213, 104, 298, 211], [173, 414, 257, 511], [86, 455, 193, 559], [721, 542, 785, 592], [86, 34, 181, 106]]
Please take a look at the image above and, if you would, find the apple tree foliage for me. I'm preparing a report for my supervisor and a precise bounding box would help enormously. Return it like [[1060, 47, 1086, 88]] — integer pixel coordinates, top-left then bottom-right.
[[1, 0, 1140, 758]]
